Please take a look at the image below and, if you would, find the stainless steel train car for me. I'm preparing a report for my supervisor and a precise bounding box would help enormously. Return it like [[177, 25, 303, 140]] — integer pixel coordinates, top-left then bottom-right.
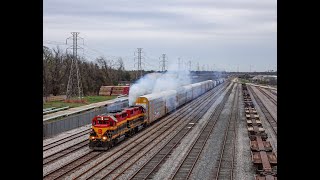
[[135, 79, 224, 124]]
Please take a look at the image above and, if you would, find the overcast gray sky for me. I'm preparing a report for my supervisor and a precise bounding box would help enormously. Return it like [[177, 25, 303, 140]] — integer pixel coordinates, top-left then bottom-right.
[[43, 0, 277, 72]]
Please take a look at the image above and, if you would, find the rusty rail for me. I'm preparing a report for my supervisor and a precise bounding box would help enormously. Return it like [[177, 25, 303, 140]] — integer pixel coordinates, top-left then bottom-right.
[[241, 84, 277, 180]]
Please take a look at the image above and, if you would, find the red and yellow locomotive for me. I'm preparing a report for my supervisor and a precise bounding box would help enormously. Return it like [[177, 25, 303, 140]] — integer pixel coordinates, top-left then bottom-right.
[[89, 105, 146, 150]]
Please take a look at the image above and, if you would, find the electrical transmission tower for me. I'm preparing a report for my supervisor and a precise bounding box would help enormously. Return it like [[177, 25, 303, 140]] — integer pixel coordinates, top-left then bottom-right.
[[134, 48, 144, 79], [159, 54, 168, 72], [66, 32, 84, 100], [197, 62, 200, 71]]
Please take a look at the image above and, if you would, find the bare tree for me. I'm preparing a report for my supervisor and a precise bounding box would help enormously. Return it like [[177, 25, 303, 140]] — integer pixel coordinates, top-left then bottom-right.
[[49, 47, 69, 95], [43, 46, 52, 97], [43, 46, 134, 97], [116, 57, 125, 82], [96, 57, 116, 85]]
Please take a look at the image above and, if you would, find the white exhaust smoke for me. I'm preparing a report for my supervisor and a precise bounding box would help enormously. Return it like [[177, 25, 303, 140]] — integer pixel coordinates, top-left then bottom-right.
[[129, 62, 191, 105]]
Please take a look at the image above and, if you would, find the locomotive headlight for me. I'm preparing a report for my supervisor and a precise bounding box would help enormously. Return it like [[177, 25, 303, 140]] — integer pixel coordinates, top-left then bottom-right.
[[90, 136, 95, 139], [102, 136, 107, 140]]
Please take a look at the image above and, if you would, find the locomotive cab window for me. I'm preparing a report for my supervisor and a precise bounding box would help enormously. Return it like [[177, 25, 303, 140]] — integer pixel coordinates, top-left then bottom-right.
[[98, 120, 107, 124]]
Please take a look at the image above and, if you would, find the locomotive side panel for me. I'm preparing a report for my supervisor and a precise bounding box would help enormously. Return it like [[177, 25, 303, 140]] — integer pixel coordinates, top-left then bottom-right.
[[136, 97, 149, 122]]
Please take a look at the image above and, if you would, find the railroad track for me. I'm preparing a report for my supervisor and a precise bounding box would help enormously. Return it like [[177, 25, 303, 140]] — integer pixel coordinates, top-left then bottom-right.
[[43, 86, 225, 167], [84, 82, 231, 179], [43, 128, 92, 166], [213, 83, 239, 180], [242, 84, 277, 180], [43, 134, 90, 167], [43, 82, 229, 179], [270, 89, 277, 96], [247, 86, 277, 136], [43, 128, 90, 151], [256, 87, 277, 106], [170, 83, 236, 180], [43, 140, 88, 165], [43, 151, 103, 180]]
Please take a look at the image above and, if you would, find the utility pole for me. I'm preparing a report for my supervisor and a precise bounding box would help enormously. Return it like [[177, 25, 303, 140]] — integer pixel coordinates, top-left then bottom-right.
[[159, 54, 168, 72], [134, 48, 144, 79], [66, 32, 84, 100]]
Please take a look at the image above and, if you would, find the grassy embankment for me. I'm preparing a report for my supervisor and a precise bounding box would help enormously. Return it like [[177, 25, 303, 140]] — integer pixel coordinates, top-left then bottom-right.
[[237, 78, 250, 84], [43, 95, 118, 109]]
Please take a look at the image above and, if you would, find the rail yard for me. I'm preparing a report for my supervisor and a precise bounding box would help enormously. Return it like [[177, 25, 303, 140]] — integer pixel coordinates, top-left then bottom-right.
[[43, 0, 277, 178], [43, 77, 277, 180]]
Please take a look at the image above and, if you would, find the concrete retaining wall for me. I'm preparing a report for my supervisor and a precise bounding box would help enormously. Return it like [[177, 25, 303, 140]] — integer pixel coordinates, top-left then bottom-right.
[[43, 100, 128, 138]]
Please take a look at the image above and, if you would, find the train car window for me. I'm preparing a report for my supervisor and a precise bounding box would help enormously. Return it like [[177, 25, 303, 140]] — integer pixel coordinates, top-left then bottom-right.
[[92, 121, 96, 125]]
